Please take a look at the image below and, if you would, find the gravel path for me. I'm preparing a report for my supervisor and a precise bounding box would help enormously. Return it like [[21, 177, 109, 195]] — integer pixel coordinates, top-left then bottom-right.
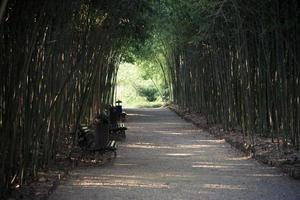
[[49, 108, 300, 200]]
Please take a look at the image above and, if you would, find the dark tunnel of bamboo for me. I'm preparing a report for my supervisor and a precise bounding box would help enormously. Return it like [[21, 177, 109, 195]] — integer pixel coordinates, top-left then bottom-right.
[[0, 0, 300, 196]]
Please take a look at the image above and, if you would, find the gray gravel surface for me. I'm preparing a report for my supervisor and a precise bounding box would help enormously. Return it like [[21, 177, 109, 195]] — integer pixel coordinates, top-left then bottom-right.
[[49, 108, 300, 200]]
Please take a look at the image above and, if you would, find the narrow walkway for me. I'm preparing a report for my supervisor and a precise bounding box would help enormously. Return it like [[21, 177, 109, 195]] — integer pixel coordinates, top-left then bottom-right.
[[49, 108, 300, 200]]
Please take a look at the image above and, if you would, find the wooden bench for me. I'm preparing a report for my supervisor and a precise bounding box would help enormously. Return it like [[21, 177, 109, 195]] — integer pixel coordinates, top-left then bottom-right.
[[78, 126, 91, 148], [89, 140, 117, 157], [78, 125, 117, 157], [120, 112, 127, 122], [108, 106, 127, 139], [110, 123, 127, 139], [110, 123, 127, 131]]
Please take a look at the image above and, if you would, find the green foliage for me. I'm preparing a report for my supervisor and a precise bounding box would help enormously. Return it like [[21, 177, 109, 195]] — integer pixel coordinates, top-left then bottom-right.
[[137, 86, 158, 102], [116, 62, 164, 107]]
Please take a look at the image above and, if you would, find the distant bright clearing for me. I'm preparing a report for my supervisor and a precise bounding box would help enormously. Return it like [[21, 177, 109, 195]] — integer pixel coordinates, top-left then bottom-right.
[[116, 62, 164, 108]]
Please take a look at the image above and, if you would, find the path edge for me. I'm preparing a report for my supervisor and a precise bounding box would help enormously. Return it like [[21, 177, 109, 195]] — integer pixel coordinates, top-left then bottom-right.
[[168, 105, 300, 180]]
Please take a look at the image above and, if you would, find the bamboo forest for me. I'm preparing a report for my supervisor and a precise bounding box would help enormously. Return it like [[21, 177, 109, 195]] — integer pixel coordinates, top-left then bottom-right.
[[1, 0, 300, 199]]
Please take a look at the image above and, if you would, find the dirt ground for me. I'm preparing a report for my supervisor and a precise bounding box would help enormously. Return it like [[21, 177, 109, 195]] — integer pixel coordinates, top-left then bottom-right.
[[48, 108, 300, 200]]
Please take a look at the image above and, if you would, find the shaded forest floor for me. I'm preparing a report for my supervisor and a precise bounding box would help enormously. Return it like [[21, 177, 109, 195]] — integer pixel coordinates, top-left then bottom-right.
[[169, 106, 300, 180], [7, 160, 71, 200], [6, 140, 118, 200]]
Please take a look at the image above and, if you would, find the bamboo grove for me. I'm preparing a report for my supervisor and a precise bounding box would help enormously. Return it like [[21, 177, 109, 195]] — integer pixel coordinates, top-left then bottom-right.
[[1, 0, 300, 196], [159, 0, 300, 148], [0, 0, 149, 195]]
